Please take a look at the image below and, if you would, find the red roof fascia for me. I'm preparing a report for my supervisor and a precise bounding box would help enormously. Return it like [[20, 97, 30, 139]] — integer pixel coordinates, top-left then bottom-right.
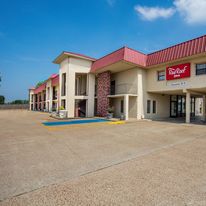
[[33, 73, 59, 93], [91, 35, 206, 72], [49, 73, 58, 79], [51, 74, 59, 86], [91, 47, 125, 72], [64, 51, 96, 61], [124, 47, 147, 67], [34, 83, 46, 94], [91, 47, 147, 72]]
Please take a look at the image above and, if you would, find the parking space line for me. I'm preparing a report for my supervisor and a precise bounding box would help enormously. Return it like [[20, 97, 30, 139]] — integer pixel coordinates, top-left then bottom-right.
[[41, 121, 126, 131]]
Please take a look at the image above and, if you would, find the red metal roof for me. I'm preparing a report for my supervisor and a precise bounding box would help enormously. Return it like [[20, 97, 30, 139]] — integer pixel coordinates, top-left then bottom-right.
[[147, 35, 206, 66], [49, 73, 58, 79], [32, 35, 206, 92], [34, 73, 59, 94], [34, 83, 46, 94], [91, 35, 206, 72], [124, 47, 147, 67], [91, 47, 147, 72], [91, 47, 125, 72], [51, 74, 59, 86]]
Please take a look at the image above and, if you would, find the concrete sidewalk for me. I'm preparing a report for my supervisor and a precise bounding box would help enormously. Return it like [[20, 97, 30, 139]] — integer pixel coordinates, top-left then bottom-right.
[[0, 110, 206, 205]]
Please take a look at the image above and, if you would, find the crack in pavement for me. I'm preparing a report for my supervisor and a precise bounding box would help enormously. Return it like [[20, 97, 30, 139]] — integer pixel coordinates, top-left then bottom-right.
[[1, 135, 203, 203]]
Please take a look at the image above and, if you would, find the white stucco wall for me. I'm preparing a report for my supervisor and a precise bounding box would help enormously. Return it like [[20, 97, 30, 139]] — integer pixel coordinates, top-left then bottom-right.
[[59, 57, 95, 118], [111, 68, 138, 94], [29, 90, 34, 110], [46, 79, 52, 112], [144, 93, 170, 119], [110, 97, 123, 118], [147, 55, 206, 93], [110, 67, 146, 120], [31, 50, 206, 121]]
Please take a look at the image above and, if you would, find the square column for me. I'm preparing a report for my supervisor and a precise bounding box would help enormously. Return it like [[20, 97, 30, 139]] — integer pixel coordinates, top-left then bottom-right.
[[137, 69, 144, 120], [37, 94, 40, 110], [87, 73, 95, 117], [34, 95, 36, 110], [32, 95, 34, 110], [124, 95, 129, 121], [202, 95, 206, 122], [67, 70, 75, 118], [186, 91, 191, 123], [49, 87, 53, 112], [41, 92, 44, 111], [29, 93, 33, 110], [56, 86, 60, 112]]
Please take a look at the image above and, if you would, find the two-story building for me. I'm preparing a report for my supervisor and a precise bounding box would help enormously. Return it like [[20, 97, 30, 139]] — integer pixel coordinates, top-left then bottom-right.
[[29, 35, 206, 123], [29, 74, 59, 112]]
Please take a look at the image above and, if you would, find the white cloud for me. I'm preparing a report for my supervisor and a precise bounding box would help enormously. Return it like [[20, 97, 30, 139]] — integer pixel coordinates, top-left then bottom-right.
[[106, 0, 116, 7], [135, 6, 175, 21], [135, 0, 206, 25], [174, 0, 206, 24]]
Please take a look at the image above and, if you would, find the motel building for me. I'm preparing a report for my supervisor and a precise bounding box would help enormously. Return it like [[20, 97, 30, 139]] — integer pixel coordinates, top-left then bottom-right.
[[29, 35, 206, 123]]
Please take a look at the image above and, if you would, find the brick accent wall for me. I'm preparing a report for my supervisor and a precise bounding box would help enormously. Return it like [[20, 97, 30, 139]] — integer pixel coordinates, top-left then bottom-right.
[[97, 71, 111, 117]]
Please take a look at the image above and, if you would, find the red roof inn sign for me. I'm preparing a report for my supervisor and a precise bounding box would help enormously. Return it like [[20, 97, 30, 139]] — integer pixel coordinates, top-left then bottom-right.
[[166, 63, 191, 80]]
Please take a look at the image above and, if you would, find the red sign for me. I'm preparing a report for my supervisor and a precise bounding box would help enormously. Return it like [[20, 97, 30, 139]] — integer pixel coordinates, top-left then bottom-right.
[[166, 63, 191, 80]]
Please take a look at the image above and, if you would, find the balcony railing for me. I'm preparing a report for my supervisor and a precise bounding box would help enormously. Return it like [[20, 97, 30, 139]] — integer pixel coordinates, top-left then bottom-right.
[[110, 83, 137, 95], [53, 96, 58, 100]]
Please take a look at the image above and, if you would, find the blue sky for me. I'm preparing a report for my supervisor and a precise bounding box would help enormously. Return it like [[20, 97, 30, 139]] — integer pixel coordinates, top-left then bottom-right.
[[0, 0, 206, 102]]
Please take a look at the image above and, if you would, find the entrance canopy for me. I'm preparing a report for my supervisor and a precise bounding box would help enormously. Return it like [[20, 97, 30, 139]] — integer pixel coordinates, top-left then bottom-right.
[[148, 88, 206, 123]]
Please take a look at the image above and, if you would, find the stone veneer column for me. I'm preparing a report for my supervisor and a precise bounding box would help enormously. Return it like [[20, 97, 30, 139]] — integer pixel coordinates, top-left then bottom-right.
[[97, 71, 111, 117]]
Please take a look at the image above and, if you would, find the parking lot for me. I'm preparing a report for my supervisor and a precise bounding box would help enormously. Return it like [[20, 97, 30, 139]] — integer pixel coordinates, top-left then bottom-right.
[[0, 110, 206, 205]]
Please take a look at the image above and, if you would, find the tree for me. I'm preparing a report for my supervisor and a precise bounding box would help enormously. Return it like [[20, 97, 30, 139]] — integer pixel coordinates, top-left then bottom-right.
[[0, 73, 2, 87], [36, 81, 46, 88], [0, 96, 5, 104], [10, 100, 29, 104]]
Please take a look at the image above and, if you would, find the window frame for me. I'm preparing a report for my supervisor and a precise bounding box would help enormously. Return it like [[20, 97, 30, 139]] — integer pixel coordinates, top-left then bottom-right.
[[196, 63, 206, 75], [157, 70, 165, 81], [61, 73, 66, 96], [152, 100, 156, 114], [147, 100, 151, 114]]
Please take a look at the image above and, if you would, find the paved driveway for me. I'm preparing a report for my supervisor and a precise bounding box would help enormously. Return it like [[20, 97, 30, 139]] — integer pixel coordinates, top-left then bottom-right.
[[0, 110, 206, 205]]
